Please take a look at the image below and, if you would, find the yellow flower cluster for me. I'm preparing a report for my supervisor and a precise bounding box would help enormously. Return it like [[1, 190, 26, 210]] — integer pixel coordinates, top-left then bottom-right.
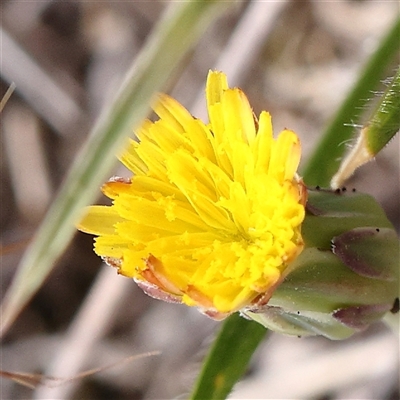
[[78, 71, 306, 319]]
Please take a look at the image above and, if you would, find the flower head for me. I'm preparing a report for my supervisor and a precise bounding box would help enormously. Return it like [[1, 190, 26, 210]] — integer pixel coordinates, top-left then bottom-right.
[[78, 71, 306, 319]]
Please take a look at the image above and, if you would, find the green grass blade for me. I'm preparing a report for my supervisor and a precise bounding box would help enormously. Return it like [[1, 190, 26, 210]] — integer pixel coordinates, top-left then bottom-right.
[[366, 66, 400, 154], [302, 16, 400, 187], [331, 66, 400, 188], [189, 313, 267, 400], [0, 0, 234, 337]]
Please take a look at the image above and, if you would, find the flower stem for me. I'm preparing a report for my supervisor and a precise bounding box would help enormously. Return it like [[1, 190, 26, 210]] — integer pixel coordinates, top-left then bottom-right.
[[189, 313, 267, 400]]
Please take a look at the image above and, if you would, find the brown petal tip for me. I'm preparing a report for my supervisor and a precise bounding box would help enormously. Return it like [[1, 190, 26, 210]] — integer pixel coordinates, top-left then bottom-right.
[[134, 279, 182, 304], [102, 256, 122, 269]]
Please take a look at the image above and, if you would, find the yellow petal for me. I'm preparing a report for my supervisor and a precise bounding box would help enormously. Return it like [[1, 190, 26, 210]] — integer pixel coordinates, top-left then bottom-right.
[[114, 193, 208, 232], [130, 175, 187, 202], [119, 138, 148, 175], [102, 179, 131, 200], [77, 206, 125, 235], [153, 93, 195, 134], [221, 89, 256, 144], [253, 111, 273, 174], [269, 129, 301, 182], [148, 119, 193, 155], [167, 149, 217, 201], [94, 235, 130, 258], [206, 70, 228, 107]]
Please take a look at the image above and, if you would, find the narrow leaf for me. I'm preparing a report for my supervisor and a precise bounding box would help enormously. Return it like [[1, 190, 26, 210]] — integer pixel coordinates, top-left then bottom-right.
[[366, 66, 400, 154], [302, 17, 400, 187], [189, 313, 267, 400], [331, 67, 400, 188]]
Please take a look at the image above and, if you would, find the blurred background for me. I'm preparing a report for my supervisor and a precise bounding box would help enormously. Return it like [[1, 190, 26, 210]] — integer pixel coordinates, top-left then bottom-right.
[[1, 1, 399, 399]]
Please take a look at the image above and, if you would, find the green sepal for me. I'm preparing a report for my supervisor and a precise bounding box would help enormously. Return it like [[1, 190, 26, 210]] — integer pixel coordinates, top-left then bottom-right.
[[273, 248, 397, 310], [302, 188, 394, 249], [244, 307, 354, 340]]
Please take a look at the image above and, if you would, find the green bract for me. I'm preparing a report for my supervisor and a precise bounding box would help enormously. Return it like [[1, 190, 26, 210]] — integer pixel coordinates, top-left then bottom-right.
[[245, 187, 399, 340]]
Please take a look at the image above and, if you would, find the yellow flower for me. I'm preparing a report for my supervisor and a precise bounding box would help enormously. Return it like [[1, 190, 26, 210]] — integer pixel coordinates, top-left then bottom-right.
[[78, 71, 307, 320]]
